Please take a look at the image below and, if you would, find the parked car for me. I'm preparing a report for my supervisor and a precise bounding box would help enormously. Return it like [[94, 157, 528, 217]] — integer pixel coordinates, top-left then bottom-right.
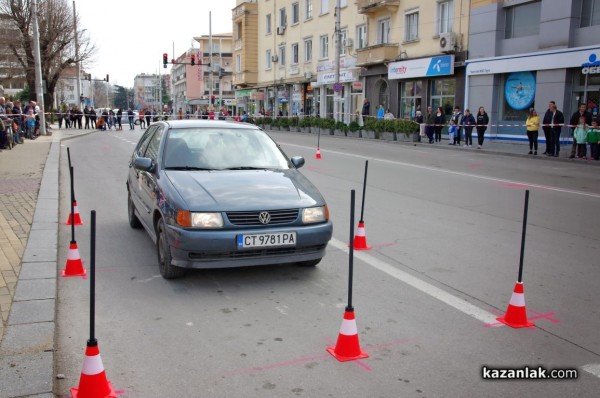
[[126, 120, 333, 279]]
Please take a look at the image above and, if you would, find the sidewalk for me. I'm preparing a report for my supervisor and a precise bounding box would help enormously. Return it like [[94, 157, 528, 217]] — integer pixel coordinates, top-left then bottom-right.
[[0, 125, 595, 397]]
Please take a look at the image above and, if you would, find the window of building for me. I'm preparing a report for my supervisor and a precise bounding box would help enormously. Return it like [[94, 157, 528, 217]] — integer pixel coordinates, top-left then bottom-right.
[[304, 38, 312, 62], [235, 21, 243, 40], [266, 49, 272, 69], [340, 0, 347, 7], [279, 7, 287, 27], [319, 34, 329, 59], [378, 18, 390, 44], [236, 54, 241, 72], [430, 78, 455, 118], [292, 43, 299, 64], [405, 11, 419, 41], [321, 0, 329, 15], [438, 1, 453, 35], [292, 2, 299, 24], [305, 0, 313, 19], [266, 14, 272, 34], [356, 24, 367, 48], [279, 45, 286, 66], [339, 30, 347, 55], [581, 0, 600, 27], [505, 1, 541, 39]]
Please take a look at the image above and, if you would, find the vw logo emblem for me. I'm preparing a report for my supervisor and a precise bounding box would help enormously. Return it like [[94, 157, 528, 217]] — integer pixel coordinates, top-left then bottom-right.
[[258, 212, 271, 224]]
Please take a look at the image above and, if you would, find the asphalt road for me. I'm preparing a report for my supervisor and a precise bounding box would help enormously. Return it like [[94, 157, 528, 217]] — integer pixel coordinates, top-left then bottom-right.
[[54, 130, 600, 397]]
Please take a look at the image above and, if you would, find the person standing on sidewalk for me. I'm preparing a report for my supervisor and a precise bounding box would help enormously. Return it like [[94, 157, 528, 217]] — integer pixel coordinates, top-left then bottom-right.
[[462, 109, 476, 147], [434, 106, 445, 143], [542, 101, 555, 155], [127, 108, 135, 130], [451, 106, 463, 145], [525, 108, 540, 155], [84, 106, 90, 129], [425, 106, 435, 144], [475, 106, 489, 149], [548, 101, 565, 157], [568, 103, 593, 159]]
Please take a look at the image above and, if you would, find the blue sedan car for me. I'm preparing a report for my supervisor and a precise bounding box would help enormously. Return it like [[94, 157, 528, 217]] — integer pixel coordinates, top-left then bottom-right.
[[126, 120, 333, 279]]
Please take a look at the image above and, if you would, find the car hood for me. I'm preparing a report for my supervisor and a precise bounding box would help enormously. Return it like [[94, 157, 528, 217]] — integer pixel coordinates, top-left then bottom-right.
[[165, 169, 322, 210]]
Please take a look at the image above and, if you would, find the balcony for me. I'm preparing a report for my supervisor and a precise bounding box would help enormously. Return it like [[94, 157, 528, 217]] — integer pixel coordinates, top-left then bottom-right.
[[356, 43, 399, 66], [357, 0, 400, 14], [232, 71, 258, 87], [233, 2, 257, 20]]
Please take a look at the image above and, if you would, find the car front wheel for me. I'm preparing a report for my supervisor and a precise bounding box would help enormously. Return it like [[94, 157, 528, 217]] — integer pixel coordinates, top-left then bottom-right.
[[156, 218, 185, 279]]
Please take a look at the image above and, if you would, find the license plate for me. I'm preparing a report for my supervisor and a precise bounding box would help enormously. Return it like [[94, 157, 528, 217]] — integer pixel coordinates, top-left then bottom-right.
[[237, 232, 296, 249]]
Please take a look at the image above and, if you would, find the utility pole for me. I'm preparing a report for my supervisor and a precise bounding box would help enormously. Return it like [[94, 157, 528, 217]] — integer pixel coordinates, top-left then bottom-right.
[[31, 0, 46, 135], [73, 1, 81, 109], [333, 0, 341, 122]]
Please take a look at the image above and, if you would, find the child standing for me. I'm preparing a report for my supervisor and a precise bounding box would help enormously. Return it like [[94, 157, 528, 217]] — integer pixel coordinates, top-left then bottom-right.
[[573, 116, 588, 159], [448, 119, 457, 144], [587, 119, 600, 160]]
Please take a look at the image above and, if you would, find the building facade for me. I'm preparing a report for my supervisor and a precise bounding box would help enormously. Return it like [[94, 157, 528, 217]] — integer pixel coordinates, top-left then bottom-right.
[[134, 73, 163, 112], [467, 0, 600, 140], [233, 0, 469, 122]]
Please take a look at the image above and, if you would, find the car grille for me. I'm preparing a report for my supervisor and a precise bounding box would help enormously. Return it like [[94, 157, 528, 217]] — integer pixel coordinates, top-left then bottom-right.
[[226, 208, 299, 226], [188, 244, 326, 261]]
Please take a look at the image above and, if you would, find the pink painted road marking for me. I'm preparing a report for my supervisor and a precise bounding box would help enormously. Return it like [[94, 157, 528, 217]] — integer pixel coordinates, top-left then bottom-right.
[[221, 337, 416, 377], [496, 182, 531, 189], [484, 308, 559, 328], [469, 163, 482, 169]]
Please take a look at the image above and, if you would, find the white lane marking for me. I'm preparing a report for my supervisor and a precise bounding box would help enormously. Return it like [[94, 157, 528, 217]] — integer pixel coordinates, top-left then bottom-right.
[[282, 142, 600, 199], [329, 238, 499, 325], [582, 363, 600, 378]]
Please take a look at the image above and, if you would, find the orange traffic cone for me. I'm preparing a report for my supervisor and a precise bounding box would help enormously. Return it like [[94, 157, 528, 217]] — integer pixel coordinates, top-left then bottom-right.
[[70, 343, 117, 398], [62, 241, 87, 277], [315, 147, 322, 159], [497, 282, 534, 328], [327, 309, 369, 362], [67, 201, 84, 225], [353, 221, 372, 250]]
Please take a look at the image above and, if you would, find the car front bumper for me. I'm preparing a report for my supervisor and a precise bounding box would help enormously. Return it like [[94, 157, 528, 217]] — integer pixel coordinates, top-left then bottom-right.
[[166, 221, 333, 269]]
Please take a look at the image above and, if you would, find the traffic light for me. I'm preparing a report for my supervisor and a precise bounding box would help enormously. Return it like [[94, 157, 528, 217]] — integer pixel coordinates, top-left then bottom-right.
[[105, 74, 109, 82], [163, 53, 168, 68], [218, 68, 224, 78], [191, 54, 195, 66], [211, 95, 215, 105]]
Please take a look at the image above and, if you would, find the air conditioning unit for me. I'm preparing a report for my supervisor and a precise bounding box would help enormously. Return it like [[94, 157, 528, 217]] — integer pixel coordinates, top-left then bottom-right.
[[439, 32, 457, 53], [304, 71, 312, 79], [277, 26, 286, 35], [343, 38, 353, 48], [271, 55, 279, 63]]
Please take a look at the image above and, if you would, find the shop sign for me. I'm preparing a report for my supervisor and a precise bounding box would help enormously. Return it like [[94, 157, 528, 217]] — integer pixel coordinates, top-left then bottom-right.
[[235, 89, 253, 97], [251, 92, 265, 100], [316, 57, 357, 72], [317, 69, 358, 84], [224, 99, 236, 105], [466, 46, 600, 76], [352, 82, 363, 90], [288, 66, 300, 75], [388, 55, 454, 80]]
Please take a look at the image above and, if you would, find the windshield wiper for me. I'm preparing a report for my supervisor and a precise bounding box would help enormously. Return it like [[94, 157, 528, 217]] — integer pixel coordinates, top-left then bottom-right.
[[165, 166, 212, 171], [221, 166, 268, 170]]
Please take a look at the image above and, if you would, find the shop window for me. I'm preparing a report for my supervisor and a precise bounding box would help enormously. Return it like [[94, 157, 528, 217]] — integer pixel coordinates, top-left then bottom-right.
[[375, 79, 389, 110], [430, 78, 455, 118], [401, 80, 422, 119], [500, 71, 536, 121], [504, 1, 541, 39], [581, 0, 600, 27]]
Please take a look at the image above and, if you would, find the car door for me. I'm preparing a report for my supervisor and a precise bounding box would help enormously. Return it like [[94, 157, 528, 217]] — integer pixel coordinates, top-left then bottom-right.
[[137, 125, 164, 229], [129, 126, 158, 224]]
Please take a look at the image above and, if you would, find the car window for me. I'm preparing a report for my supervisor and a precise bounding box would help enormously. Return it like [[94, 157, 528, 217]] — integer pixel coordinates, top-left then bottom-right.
[[144, 125, 164, 161], [165, 128, 290, 170], [135, 126, 157, 157]]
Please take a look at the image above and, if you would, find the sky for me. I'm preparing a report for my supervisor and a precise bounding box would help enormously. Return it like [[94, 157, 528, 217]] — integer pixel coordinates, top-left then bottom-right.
[[74, 0, 237, 87]]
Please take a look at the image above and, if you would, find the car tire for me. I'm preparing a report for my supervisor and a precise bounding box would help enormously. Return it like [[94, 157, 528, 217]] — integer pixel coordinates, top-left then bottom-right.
[[156, 218, 185, 279], [127, 191, 142, 229], [297, 259, 321, 267]]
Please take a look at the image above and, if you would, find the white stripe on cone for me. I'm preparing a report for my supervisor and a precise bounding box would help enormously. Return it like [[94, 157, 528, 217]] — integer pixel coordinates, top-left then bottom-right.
[[339, 319, 358, 336], [67, 248, 80, 260], [508, 291, 526, 307], [356, 226, 366, 236], [82, 353, 105, 375]]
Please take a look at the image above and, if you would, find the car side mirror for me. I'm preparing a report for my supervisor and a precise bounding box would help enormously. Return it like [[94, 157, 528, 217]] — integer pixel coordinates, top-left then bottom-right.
[[290, 156, 305, 169], [133, 157, 154, 172]]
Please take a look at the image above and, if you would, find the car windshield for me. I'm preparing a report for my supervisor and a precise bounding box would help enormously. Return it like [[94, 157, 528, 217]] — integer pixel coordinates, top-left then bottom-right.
[[163, 127, 291, 170]]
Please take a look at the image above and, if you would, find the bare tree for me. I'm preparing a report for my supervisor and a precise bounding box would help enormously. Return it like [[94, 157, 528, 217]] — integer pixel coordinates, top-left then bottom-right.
[[0, 0, 95, 108]]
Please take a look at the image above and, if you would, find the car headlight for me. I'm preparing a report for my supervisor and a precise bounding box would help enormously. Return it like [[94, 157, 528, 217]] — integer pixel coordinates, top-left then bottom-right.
[[177, 210, 223, 228], [302, 205, 328, 224]]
